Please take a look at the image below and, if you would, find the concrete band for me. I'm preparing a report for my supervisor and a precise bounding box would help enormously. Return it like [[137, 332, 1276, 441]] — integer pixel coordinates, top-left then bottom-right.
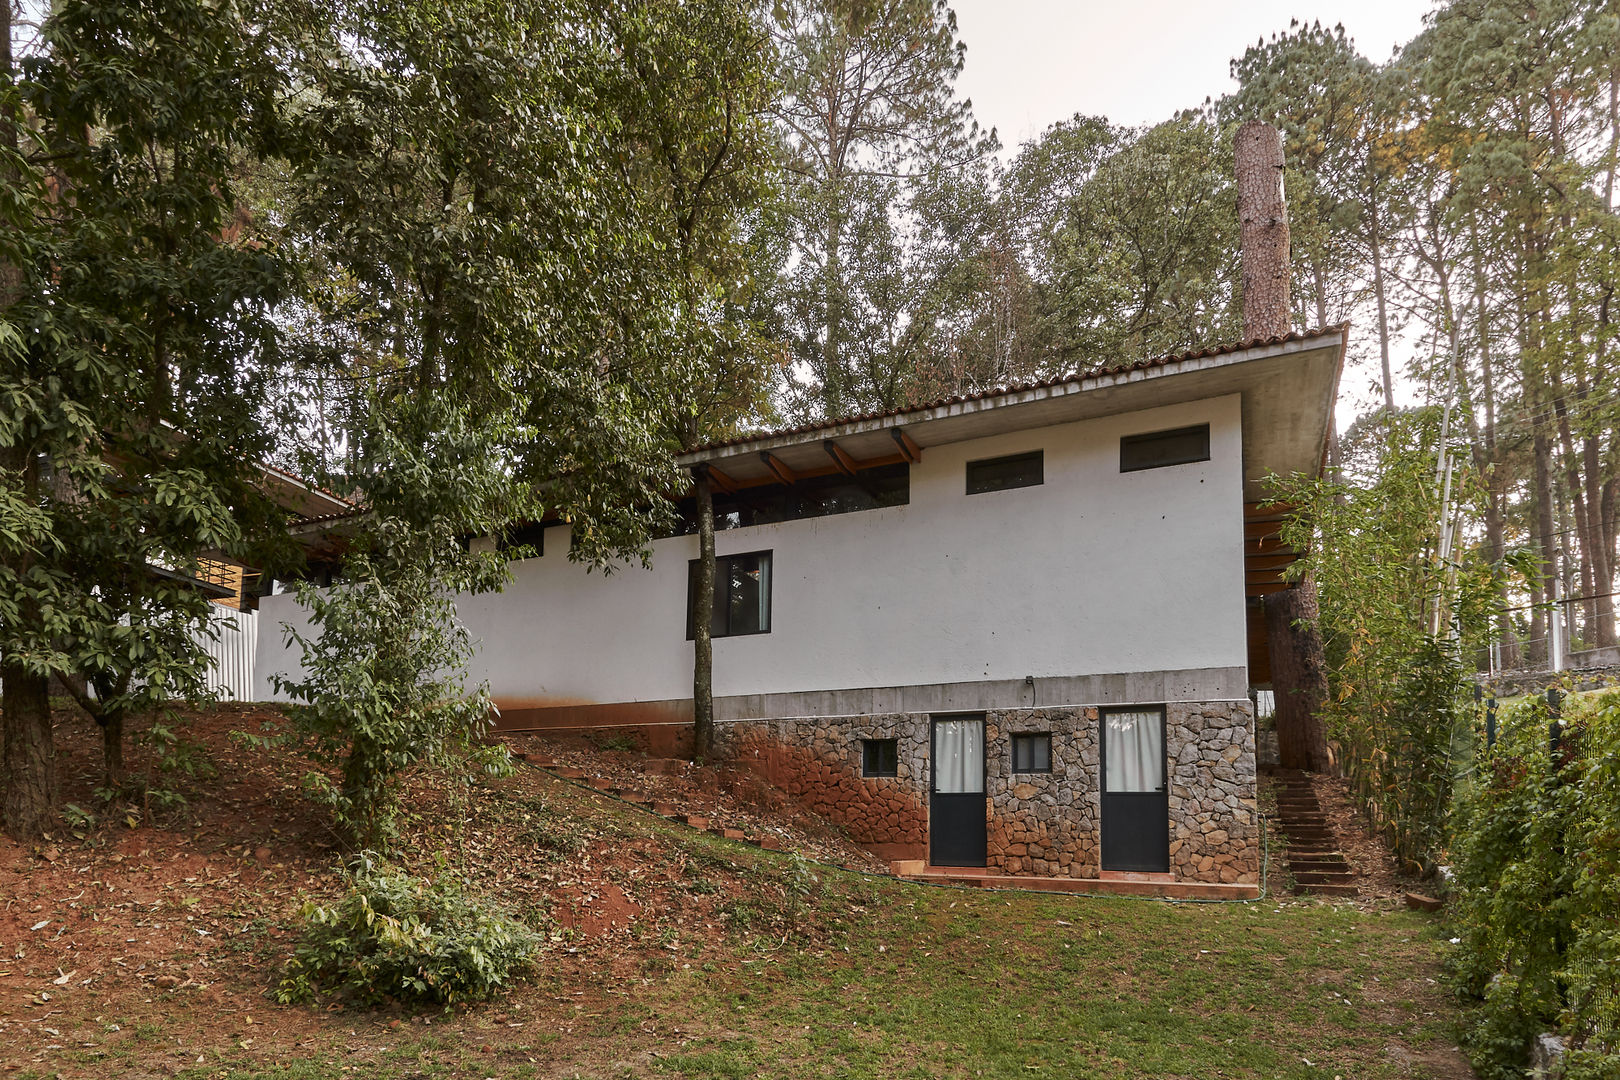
[[491, 665, 1250, 731]]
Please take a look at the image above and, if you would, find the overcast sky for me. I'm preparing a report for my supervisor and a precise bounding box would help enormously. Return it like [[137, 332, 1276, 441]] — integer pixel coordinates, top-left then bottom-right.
[[951, 0, 1439, 151]]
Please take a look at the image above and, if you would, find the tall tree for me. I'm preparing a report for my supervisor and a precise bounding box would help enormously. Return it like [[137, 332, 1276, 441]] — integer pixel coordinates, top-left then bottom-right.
[[767, 0, 993, 420], [2, 0, 291, 838], [1034, 114, 1243, 368], [271, 0, 776, 784]]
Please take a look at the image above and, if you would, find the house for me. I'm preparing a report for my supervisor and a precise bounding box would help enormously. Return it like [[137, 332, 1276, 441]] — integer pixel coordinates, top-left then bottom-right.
[[254, 324, 1345, 895]]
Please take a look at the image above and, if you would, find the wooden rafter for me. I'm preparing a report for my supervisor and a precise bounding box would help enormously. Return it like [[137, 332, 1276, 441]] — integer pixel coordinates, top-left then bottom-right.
[[823, 439, 860, 477], [890, 427, 922, 463], [703, 463, 738, 494], [759, 451, 798, 487]]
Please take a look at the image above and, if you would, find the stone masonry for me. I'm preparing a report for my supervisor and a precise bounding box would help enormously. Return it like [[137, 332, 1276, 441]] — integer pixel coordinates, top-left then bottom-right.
[[723, 700, 1259, 883]]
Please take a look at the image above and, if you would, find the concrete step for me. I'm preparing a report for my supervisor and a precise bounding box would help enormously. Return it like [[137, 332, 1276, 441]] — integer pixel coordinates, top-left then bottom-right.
[[1289, 858, 1351, 872], [1295, 882, 1359, 897], [587, 776, 614, 791], [1294, 871, 1357, 885], [683, 814, 710, 830], [552, 766, 588, 780]]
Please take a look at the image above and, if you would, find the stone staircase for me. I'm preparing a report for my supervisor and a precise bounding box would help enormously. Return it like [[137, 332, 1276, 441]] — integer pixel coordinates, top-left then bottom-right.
[[1273, 771, 1358, 897], [510, 748, 805, 858]]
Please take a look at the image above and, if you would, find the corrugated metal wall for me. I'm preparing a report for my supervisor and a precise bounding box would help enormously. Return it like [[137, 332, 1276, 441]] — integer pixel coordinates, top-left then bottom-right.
[[201, 605, 258, 701]]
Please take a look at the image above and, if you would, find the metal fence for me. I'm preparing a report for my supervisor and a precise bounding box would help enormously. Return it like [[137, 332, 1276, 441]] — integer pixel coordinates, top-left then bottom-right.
[[199, 605, 257, 701]]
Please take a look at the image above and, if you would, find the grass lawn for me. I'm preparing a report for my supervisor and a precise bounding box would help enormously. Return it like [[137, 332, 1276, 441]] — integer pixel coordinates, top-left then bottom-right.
[[81, 878, 1461, 1080]]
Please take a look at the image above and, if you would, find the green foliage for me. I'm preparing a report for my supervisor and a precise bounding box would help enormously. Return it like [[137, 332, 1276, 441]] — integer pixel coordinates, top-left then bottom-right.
[[277, 856, 541, 1007], [271, 400, 516, 850], [1032, 113, 1242, 367], [1272, 410, 1504, 867], [0, 0, 294, 826], [765, 0, 996, 420], [1448, 691, 1620, 1079]]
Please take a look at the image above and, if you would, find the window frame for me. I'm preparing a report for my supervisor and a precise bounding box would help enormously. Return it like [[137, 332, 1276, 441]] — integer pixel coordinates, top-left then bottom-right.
[[965, 450, 1044, 495], [861, 738, 899, 778], [1010, 732, 1053, 774], [1119, 423, 1211, 473], [686, 549, 773, 640]]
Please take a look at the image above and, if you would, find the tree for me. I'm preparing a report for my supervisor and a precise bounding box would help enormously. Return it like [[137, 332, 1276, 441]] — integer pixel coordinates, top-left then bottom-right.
[[766, 0, 994, 420], [270, 401, 514, 849], [1224, 21, 1405, 403], [1, 0, 290, 838], [268, 0, 777, 784], [1034, 114, 1242, 368]]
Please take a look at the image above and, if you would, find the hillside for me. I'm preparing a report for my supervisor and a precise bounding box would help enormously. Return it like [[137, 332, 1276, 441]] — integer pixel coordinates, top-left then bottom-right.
[[0, 705, 1474, 1078]]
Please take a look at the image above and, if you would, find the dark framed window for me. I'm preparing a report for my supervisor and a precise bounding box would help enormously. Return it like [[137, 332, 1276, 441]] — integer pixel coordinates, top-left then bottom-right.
[[966, 450, 1043, 494], [1011, 733, 1052, 774], [862, 738, 898, 777], [496, 521, 546, 560], [661, 462, 910, 538], [687, 550, 772, 639], [1120, 424, 1210, 472]]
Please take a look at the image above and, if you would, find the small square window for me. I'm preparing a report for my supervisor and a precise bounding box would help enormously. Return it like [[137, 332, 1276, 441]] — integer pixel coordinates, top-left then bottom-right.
[[1012, 733, 1052, 773], [966, 450, 1043, 494], [862, 738, 898, 777], [1120, 424, 1210, 472], [687, 550, 772, 639]]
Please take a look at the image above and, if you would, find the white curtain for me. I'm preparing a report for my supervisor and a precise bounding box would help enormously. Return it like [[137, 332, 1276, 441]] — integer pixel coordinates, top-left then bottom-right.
[[934, 719, 984, 793], [1105, 710, 1163, 793]]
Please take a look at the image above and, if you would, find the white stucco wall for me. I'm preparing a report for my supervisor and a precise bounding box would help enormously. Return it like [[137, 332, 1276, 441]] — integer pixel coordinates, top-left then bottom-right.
[[255, 395, 1248, 708]]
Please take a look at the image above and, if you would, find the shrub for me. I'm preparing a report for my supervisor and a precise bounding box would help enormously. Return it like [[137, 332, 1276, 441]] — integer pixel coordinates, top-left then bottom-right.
[[278, 857, 541, 1006], [1448, 690, 1620, 1079]]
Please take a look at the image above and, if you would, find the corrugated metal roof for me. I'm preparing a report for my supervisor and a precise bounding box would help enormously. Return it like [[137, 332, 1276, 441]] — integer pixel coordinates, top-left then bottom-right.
[[682, 324, 1350, 456]]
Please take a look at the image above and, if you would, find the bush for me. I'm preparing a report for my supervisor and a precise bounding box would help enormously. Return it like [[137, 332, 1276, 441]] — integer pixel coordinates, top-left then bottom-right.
[[278, 857, 541, 1006], [1448, 690, 1620, 1079]]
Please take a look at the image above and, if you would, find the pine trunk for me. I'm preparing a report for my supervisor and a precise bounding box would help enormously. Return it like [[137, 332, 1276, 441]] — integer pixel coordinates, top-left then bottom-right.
[[691, 469, 716, 764], [1235, 121, 1291, 338], [1236, 122, 1330, 771], [1266, 578, 1332, 772]]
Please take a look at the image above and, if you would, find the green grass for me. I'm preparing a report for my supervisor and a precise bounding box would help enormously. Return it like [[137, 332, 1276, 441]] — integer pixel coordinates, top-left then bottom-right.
[[147, 876, 1458, 1080]]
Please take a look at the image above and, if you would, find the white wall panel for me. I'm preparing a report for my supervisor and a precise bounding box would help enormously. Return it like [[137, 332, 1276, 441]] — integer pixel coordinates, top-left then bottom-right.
[[255, 396, 1248, 708]]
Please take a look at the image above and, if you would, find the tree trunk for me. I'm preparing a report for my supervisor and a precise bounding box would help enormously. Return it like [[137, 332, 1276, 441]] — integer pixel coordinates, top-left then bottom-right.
[[1265, 577, 1331, 773], [691, 467, 716, 764], [1532, 425, 1559, 664], [100, 714, 125, 792], [1369, 193, 1395, 413], [2, 665, 55, 840], [822, 189, 843, 418], [1235, 121, 1291, 340], [1237, 122, 1329, 769]]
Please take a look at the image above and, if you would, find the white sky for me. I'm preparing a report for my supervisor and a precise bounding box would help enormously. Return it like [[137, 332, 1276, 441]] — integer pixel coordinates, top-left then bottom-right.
[[951, 0, 1438, 146]]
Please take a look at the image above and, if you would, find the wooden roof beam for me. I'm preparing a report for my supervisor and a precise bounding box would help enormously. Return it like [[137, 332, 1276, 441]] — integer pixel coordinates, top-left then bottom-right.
[[694, 462, 739, 494], [759, 451, 798, 487], [823, 439, 860, 477], [890, 427, 922, 463]]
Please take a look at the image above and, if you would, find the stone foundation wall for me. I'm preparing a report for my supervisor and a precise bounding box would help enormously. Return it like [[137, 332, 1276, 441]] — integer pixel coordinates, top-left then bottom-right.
[[984, 708, 1101, 877], [723, 716, 929, 860], [1165, 702, 1260, 884], [722, 699, 1258, 884]]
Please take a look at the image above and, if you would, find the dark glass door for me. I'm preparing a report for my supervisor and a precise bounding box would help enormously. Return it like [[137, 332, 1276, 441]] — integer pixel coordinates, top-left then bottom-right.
[[1101, 707, 1169, 872], [930, 716, 987, 867]]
